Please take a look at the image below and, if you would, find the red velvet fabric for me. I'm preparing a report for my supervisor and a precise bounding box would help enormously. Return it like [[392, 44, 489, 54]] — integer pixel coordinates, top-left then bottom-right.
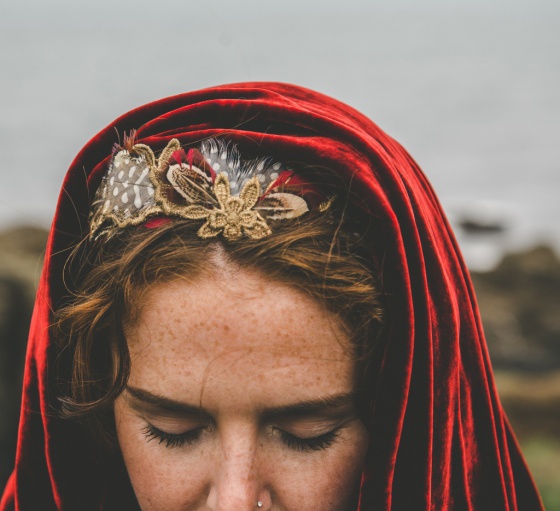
[[1, 82, 544, 510]]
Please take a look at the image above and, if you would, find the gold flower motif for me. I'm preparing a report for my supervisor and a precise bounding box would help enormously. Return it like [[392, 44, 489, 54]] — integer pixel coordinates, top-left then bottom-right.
[[182, 173, 272, 240]]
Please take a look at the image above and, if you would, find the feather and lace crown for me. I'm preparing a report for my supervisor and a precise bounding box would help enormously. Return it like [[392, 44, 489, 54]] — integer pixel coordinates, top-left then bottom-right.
[[89, 136, 335, 241]]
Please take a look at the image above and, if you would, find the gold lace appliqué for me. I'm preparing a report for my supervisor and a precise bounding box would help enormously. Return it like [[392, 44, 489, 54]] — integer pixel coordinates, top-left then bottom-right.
[[181, 173, 272, 240]]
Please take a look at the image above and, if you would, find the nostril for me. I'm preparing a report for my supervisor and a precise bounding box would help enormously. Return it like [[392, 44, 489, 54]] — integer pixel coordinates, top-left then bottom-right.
[[206, 477, 268, 511]]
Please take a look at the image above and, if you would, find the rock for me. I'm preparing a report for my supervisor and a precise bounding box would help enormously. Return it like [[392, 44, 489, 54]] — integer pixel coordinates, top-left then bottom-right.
[[0, 226, 49, 298], [0, 226, 48, 487], [459, 218, 506, 235], [471, 245, 560, 371]]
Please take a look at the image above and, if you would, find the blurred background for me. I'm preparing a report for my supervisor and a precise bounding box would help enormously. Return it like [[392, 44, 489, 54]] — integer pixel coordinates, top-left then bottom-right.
[[0, 0, 559, 507]]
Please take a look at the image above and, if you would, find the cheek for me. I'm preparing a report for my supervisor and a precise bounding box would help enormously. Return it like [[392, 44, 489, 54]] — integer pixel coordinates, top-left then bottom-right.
[[270, 424, 368, 511], [114, 398, 209, 510]]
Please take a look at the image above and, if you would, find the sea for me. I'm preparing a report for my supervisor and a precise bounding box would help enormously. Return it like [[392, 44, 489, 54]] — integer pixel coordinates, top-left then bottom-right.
[[0, 0, 558, 270]]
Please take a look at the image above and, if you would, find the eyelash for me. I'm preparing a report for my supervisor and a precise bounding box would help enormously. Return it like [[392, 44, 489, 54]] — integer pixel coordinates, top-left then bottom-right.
[[142, 423, 340, 452], [277, 429, 340, 452], [142, 424, 206, 448]]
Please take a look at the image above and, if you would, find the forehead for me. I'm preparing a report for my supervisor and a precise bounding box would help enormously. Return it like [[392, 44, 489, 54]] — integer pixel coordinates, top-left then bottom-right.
[[125, 272, 355, 410]]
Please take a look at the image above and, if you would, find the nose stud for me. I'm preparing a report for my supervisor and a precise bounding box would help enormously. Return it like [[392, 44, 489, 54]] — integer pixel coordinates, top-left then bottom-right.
[[257, 501, 263, 508]]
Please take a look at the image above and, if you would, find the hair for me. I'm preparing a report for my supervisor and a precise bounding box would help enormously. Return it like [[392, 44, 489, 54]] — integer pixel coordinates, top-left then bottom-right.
[[53, 170, 384, 447]]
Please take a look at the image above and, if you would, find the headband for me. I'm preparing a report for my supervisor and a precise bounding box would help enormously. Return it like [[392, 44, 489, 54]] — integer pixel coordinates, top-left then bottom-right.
[[89, 134, 334, 241]]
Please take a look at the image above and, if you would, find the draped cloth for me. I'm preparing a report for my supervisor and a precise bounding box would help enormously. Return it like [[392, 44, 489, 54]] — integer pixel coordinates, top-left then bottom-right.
[[1, 82, 544, 510]]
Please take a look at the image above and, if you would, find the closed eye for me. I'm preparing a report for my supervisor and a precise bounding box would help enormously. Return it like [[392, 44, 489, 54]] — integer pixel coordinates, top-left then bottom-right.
[[142, 423, 207, 448], [277, 428, 340, 452]]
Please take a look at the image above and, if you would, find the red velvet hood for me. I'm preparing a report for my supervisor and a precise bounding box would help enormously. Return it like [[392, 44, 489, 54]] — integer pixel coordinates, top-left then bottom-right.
[[1, 82, 543, 510]]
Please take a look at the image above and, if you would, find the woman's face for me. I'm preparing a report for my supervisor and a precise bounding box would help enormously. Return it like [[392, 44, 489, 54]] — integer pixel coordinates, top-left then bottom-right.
[[114, 269, 369, 511]]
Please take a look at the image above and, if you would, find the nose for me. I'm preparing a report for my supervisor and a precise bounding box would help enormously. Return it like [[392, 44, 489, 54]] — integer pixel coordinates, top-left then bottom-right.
[[206, 428, 269, 511]]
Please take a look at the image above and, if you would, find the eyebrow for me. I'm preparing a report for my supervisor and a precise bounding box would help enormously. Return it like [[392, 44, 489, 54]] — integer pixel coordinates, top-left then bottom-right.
[[125, 386, 355, 419], [262, 393, 356, 420], [126, 386, 210, 417]]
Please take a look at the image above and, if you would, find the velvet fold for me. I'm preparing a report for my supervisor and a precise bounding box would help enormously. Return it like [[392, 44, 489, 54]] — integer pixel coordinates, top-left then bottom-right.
[[1, 82, 543, 510]]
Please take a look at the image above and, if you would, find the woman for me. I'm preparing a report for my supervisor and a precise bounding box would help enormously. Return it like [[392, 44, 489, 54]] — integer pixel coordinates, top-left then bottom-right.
[[1, 82, 544, 510]]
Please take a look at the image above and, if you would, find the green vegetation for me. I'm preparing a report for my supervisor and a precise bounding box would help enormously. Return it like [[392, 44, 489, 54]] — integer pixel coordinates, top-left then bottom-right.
[[496, 371, 560, 511], [520, 437, 560, 510]]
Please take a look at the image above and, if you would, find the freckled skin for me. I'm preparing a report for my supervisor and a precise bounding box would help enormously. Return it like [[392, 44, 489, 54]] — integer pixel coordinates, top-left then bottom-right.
[[114, 270, 369, 511]]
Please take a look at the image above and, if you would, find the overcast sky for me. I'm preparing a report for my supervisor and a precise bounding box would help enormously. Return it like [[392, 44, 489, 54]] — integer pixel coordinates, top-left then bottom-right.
[[1, 0, 558, 267]]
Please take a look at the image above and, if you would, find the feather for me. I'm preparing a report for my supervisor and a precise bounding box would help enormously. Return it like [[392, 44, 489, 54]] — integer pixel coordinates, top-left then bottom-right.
[[256, 192, 309, 220], [123, 129, 138, 153]]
